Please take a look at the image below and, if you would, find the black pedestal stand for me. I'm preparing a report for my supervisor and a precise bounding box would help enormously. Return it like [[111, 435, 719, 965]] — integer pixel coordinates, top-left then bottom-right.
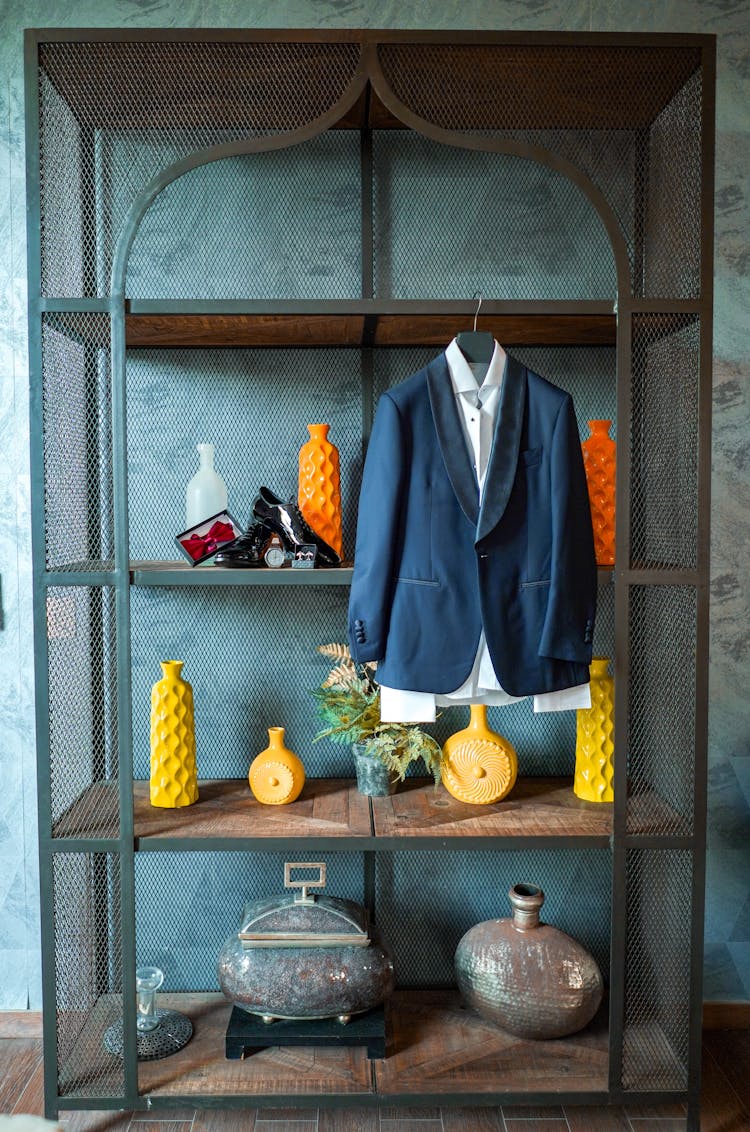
[[225, 1005, 386, 1060]]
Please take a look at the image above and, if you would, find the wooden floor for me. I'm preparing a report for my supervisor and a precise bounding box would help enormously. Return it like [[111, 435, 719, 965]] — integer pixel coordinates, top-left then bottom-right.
[[2, 1018, 749, 1132]]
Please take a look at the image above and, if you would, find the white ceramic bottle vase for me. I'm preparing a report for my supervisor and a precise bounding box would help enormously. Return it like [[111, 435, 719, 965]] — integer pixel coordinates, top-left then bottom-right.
[[185, 443, 228, 527]]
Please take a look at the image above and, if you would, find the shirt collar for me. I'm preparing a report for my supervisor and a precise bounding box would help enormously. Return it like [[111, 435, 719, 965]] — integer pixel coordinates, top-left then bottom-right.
[[445, 337, 506, 397]]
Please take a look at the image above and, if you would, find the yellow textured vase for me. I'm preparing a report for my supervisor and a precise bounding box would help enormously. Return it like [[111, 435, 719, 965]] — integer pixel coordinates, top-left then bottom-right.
[[441, 704, 518, 804], [249, 727, 306, 805], [574, 657, 615, 803], [298, 423, 343, 558], [149, 660, 198, 808]]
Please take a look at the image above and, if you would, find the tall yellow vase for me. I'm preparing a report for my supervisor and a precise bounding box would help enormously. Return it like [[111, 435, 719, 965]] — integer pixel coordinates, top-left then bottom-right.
[[249, 727, 306, 805], [441, 704, 518, 804], [574, 657, 615, 803], [150, 660, 198, 808], [298, 423, 343, 558]]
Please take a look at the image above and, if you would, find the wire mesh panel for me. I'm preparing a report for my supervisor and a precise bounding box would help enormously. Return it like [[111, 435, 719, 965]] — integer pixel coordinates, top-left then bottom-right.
[[640, 71, 702, 299], [627, 587, 697, 836], [622, 849, 693, 1091], [53, 853, 123, 1099], [630, 315, 700, 571], [127, 139, 362, 299], [376, 848, 611, 989], [372, 133, 616, 300], [42, 314, 114, 572], [134, 851, 365, 993], [130, 585, 353, 780], [47, 588, 119, 840], [126, 347, 363, 561], [377, 42, 702, 294], [38, 39, 362, 297]]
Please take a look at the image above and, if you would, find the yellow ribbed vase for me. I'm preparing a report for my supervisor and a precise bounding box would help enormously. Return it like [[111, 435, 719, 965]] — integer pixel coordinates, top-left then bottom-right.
[[574, 657, 615, 803], [441, 705, 518, 804], [249, 727, 306, 805], [150, 660, 198, 808], [298, 423, 343, 558]]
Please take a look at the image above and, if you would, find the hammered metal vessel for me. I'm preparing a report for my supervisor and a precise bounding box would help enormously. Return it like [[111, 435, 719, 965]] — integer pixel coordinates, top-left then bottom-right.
[[218, 862, 394, 1024], [455, 883, 603, 1039]]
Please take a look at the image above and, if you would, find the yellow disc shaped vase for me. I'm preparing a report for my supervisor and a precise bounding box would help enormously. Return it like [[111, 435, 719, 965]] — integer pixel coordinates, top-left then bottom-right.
[[574, 657, 615, 803], [150, 660, 199, 808], [249, 727, 306, 805], [298, 423, 343, 558], [441, 705, 518, 804]]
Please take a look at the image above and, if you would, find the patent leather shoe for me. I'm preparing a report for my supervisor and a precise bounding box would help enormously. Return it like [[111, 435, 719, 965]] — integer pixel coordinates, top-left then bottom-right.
[[252, 486, 341, 567], [214, 521, 272, 568]]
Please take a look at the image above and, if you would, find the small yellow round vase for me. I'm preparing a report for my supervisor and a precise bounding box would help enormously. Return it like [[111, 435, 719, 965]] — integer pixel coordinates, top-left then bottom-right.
[[441, 705, 518, 804], [249, 727, 306, 805]]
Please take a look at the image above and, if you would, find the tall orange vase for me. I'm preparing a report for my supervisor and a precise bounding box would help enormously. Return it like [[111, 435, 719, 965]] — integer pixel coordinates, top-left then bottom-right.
[[298, 423, 343, 558], [582, 419, 616, 566]]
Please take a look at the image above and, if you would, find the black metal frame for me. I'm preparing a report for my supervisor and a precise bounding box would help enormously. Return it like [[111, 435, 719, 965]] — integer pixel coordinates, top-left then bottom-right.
[[25, 27, 714, 1126]]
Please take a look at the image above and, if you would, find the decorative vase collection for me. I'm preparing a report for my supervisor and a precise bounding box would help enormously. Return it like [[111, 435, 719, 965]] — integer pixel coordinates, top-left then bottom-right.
[[149, 660, 199, 808], [455, 883, 603, 1039], [582, 419, 616, 566], [441, 704, 518, 805], [574, 656, 615, 803]]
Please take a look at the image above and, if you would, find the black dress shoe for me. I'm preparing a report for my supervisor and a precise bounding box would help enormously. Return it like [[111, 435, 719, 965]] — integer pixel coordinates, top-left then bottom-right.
[[252, 486, 341, 567], [214, 522, 272, 568]]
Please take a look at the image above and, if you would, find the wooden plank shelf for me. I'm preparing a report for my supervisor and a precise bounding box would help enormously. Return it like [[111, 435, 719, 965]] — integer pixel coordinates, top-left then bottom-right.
[[52, 776, 688, 845], [133, 778, 372, 847], [125, 311, 616, 349], [134, 991, 610, 1102], [372, 777, 613, 844]]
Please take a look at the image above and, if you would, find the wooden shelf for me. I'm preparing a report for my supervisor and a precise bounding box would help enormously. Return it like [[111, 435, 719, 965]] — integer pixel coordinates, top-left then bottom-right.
[[52, 776, 688, 844], [134, 990, 609, 1101], [125, 311, 616, 349], [133, 779, 371, 847]]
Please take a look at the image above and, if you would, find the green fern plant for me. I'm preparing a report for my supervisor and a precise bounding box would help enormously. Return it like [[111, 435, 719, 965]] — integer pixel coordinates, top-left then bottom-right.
[[312, 643, 443, 783]]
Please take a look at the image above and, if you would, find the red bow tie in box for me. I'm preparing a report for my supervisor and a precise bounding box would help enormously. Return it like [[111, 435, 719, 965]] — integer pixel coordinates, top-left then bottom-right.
[[175, 511, 242, 565]]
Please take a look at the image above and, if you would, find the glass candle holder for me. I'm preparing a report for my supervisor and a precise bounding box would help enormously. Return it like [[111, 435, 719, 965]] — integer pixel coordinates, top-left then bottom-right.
[[136, 965, 164, 1032]]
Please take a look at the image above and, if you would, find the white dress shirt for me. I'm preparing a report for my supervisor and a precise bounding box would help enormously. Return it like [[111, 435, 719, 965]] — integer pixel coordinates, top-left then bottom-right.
[[379, 338, 591, 723]]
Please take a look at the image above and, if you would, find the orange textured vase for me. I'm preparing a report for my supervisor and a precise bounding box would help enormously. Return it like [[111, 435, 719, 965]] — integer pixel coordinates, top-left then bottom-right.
[[582, 419, 616, 566], [298, 424, 343, 558]]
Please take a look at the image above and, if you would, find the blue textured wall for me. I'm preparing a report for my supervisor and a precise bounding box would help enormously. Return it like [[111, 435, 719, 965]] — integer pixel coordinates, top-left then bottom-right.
[[0, 0, 747, 1009]]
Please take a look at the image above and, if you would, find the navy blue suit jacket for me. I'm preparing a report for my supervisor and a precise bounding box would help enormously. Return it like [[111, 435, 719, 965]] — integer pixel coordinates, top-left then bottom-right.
[[348, 351, 597, 697]]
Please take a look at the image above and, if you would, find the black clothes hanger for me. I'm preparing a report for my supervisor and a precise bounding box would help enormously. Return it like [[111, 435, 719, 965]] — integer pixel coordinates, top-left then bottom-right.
[[455, 291, 496, 365]]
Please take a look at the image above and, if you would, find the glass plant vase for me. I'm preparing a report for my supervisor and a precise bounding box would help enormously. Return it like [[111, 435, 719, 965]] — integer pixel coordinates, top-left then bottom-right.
[[298, 423, 343, 558], [574, 657, 615, 803], [582, 419, 616, 566], [352, 742, 397, 796], [149, 660, 198, 808]]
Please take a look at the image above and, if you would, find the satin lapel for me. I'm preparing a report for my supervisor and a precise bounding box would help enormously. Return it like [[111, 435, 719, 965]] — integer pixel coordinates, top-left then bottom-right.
[[476, 353, 527, 543], [426, 353, 480, 526]]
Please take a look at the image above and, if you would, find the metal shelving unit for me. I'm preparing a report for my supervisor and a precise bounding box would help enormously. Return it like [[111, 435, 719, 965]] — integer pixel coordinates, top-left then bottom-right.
[[26, 29, 714, 1126]]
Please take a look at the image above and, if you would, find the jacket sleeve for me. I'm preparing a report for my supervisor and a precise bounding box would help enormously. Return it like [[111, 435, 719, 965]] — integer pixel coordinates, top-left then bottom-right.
[[537, 394, 597, 665], [348, 392, 407, 663]]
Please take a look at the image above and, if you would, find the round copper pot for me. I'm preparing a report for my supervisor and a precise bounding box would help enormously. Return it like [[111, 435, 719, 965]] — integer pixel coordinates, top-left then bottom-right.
[[455, 883, 603, 1040]]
